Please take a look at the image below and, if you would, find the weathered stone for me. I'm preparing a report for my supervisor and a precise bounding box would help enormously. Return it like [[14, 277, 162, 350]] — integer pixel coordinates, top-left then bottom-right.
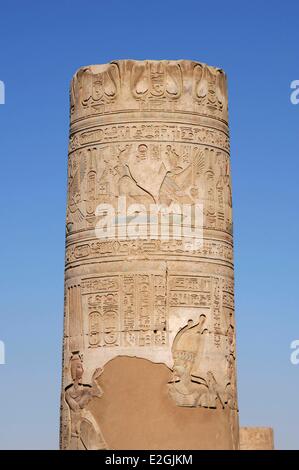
[[240, 427, 274, 450], [60, 60, 239, 450]]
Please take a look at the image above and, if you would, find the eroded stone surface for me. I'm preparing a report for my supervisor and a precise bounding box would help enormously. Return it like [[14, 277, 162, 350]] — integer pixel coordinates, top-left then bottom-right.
[[240, 427, 274, 450], [60, 59, 239, 450], [89, 357, 238, 450]]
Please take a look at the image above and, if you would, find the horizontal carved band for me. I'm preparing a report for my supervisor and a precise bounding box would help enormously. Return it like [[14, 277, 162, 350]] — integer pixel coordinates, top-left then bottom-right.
[[70, 60, 228, 124]]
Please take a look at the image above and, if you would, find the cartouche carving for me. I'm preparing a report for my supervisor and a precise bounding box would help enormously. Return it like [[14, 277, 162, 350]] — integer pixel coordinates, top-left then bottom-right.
[[82, 274, 167, 348]]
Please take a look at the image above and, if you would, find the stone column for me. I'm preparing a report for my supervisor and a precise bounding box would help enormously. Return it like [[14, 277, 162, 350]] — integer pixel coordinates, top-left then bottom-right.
[[60, 60, 239, 450], [240, 427, 274, 450]]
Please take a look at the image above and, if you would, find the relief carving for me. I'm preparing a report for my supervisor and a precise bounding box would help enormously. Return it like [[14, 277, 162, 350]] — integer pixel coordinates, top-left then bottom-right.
[[131, 61, 182, 109], [70, 60, 229, 122], [115, 144, 155, 205], [82, 274, 168, 348], [66, 139, 232, 236], [66, 150, 86, 231], [66, 238, 234, 265], [169, 275, 211, 307], [193, 64, 228, 120], [69, 124, 230, 153], [168, 315, 208, 407], [71, 63, 120, 116], [225, 353, 238, 410], [65, 354, 107, 450], [62, 60, 238, 450], [169, 315, 237, 410], [67, 284, 83, 353]]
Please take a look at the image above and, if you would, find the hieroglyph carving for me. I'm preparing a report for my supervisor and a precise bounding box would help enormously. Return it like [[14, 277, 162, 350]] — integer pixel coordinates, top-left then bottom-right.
[[193, 64, 228, 119], [66, 238, 234, 265], [71, 63, 120, 117], [82, 274, 167, 348], [70, 60, 228, 122], [66, 143, 232, 238], [131, 61, 182, 110], [61, 60, 238, 450], [69, 124, 229, 153]]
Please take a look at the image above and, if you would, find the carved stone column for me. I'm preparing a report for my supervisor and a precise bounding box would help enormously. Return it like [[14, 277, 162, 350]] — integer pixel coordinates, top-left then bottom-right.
[[60, 60, 239, 450]]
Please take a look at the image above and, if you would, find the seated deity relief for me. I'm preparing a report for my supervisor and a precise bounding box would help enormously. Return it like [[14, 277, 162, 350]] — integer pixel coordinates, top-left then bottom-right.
[[168, 315, 237, 410], [66, 141, 232, 238], [114, 142, 199, 206]]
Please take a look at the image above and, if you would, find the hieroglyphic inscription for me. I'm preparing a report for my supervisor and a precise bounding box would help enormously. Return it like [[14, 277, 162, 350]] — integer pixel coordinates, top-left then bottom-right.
[[211, 277, 222, 348], [69, 123, 229, 154], [66, 142, 232, 236], [62, 59, 238, 449], [67, 284, 83, 353], [223, 278, 234, 311], [169, 275, 211, 307], [70, 60, 229, 123], [81, 274, 167, 348], [66, 239, 233, 265]]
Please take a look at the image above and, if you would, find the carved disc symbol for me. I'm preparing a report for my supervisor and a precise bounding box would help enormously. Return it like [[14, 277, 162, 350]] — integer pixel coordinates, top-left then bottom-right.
[[128, 156, 167, 201]]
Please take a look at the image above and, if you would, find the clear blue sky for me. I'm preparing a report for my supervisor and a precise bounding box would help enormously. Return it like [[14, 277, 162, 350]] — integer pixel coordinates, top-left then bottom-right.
[[0, 0, 298, 450]]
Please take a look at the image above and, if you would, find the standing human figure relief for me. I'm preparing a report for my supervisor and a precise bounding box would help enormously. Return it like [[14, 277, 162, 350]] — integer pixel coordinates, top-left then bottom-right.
[[225, 353, 238, 411], [65, 354, 108, 450]]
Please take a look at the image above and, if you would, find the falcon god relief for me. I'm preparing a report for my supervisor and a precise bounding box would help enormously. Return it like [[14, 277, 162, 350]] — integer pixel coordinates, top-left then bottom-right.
[[61, 60, 239, 450]]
